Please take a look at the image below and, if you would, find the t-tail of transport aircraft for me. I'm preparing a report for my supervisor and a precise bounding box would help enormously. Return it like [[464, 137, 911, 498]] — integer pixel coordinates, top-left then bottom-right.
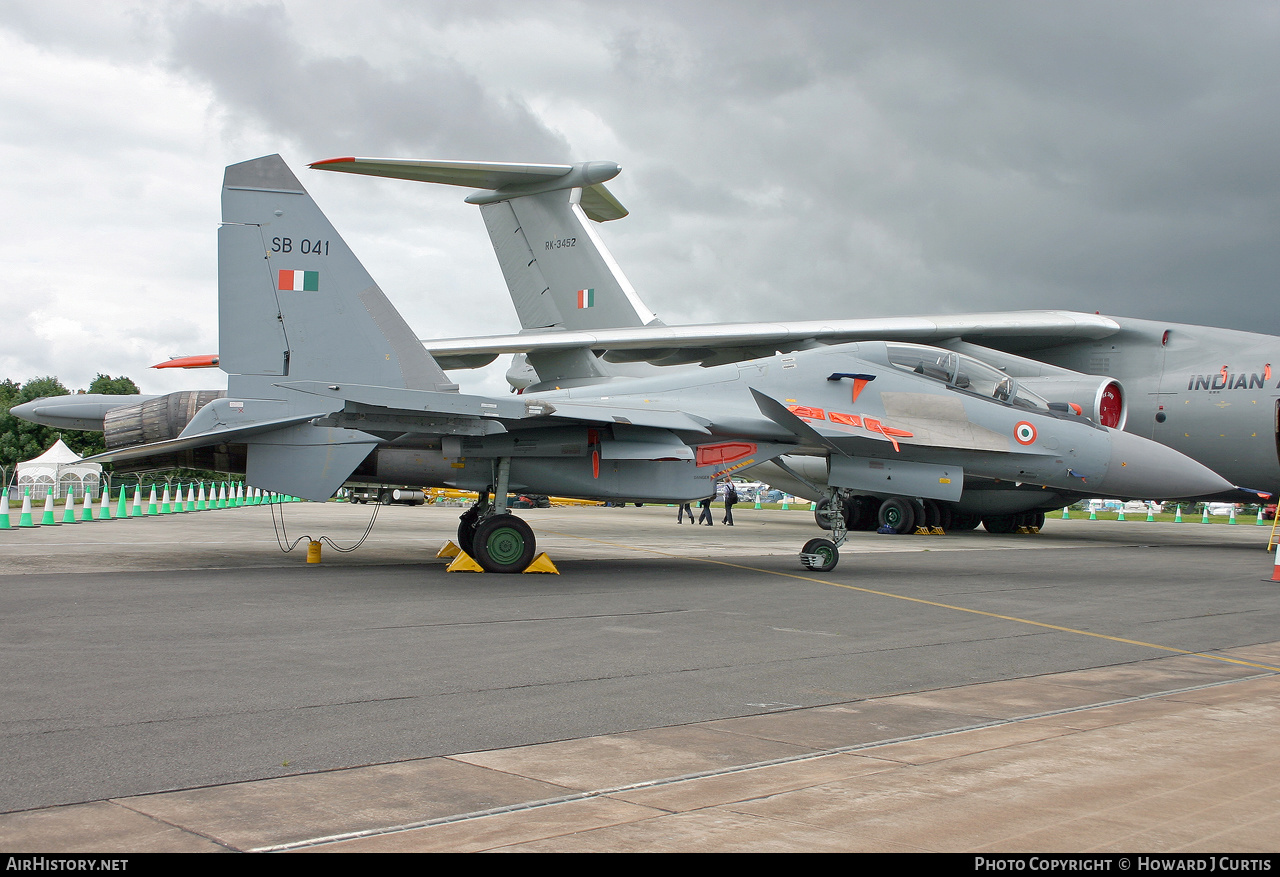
[[12, 156, 1246, 570], [308, 156, 1280, 533]]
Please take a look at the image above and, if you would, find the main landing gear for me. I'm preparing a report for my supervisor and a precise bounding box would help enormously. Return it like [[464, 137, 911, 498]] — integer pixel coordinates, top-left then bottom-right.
[[455, 461, 539, 574]]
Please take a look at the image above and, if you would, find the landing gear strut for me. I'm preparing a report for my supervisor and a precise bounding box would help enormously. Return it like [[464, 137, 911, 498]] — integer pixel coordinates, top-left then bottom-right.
[[455, 458, 540, 573], [801, 488, 848, 572]]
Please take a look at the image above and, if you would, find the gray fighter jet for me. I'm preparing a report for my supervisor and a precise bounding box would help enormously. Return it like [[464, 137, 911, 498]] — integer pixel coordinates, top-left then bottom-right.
[[306, 157, 1280, 533], [12, 156, 1239, 572]]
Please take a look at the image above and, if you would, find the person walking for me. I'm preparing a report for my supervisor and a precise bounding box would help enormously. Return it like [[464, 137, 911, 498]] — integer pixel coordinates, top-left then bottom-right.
[[677, 501, 694, 523], [722, 480, 737, 525], [698, 493, 714, 526]]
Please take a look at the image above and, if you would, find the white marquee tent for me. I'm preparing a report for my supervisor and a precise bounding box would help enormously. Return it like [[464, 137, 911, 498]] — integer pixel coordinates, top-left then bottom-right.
[[14, 438, 102, 501]]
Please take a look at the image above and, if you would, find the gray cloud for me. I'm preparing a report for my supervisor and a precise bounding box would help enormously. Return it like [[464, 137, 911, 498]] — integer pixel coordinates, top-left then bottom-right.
[[3, 0, 1279, 396], [162, 2, 570, 161]]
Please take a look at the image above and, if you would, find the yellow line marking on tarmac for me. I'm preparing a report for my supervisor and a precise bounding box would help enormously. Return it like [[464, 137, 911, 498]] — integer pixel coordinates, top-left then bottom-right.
[[537, 529, 1280, 674]]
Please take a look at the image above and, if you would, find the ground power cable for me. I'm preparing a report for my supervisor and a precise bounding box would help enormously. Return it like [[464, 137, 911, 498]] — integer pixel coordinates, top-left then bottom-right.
[[269, 495, 383, 553]]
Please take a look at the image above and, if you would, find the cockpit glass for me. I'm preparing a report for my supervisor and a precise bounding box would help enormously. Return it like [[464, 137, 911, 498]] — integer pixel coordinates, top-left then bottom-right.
[[886, 343, 1048, 411]]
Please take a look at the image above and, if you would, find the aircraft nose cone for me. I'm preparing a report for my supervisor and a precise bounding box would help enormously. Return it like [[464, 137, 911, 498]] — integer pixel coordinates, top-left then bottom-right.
[[1095, 428, 1234, 498], [8, 399, 40, 422]]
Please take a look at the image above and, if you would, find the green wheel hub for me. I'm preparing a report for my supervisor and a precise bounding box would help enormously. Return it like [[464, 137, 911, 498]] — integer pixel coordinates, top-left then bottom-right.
[[485, 526, 527, 565]]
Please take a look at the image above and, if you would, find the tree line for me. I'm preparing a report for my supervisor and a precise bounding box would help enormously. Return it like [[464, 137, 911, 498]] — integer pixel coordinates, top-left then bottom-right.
[[0, 375, 233, 490]]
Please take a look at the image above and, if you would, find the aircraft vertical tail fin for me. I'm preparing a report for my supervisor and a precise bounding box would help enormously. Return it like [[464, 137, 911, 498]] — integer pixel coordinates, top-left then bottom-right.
[[218, 155, 455, 501], [220, 155, 456, 394]]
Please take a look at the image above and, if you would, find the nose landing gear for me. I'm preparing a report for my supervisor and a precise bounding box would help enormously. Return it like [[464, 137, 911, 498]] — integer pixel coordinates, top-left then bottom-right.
[[801, 489, 848, 572]]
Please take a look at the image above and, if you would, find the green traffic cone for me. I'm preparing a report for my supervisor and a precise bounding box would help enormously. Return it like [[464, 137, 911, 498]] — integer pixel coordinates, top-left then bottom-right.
[[41, 493, 58, 526], [18, 489, 37, 528]]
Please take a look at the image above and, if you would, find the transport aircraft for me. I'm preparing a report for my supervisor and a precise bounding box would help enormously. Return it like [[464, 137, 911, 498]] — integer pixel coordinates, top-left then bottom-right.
[[10, 156, 1245, 571], [306, 157, 1280, 534]]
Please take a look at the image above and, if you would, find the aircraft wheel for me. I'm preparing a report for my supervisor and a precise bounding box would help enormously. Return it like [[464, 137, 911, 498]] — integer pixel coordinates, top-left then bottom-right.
[[858, 496, 882, 530], [908, 498, 927, 531], [472, 514, 537, 574], [458, 507, 481, 554], [800, 538, 839, 572], [814, 498, 833, 530], [951, 511, 982, 530], [921, 499, 942, 529], [878, 497, 915, 534], [842, 497, 861, 530], [845, 495, 874, 530], [937, 504, 954, 531], [1032, 511, 1046, 530], [982, 513, 1019, 534]]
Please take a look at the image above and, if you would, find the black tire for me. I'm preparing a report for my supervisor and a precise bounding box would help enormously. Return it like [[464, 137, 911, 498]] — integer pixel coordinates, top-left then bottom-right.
[[472, 514, 537, 574], [951, 511, 982, 531], [982, 513, 1019, 534], [457, 507, 481, 555], [878, 497, 916, 534], [909, 498, 928, 531], [921, 499, 942, 529], [841, 497, 861, 530], [856, 496, 882, 530], [800, 537, 839, 572], [937, 504, 954, 531], [844, 495, 874, 530], [815, 498, 833, 530]]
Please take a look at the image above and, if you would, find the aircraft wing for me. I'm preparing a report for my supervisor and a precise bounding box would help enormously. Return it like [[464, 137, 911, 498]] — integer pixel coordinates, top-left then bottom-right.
[[424, 310, 1122, 369], [280, 380, 716, 435]]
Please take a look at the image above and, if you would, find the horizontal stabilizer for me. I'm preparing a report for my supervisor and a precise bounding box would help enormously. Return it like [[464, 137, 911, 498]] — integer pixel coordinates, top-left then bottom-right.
[[310, 157, 628, 222], [79, 412, 323, 466]]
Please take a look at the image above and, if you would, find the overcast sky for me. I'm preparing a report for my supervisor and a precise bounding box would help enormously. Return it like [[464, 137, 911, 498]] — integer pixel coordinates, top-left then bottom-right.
[[2, 0, 1278, 397]]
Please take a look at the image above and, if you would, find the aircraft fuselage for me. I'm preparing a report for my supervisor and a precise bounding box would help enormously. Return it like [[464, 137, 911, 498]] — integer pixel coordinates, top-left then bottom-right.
[[1030, 317, 1280, 496]]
